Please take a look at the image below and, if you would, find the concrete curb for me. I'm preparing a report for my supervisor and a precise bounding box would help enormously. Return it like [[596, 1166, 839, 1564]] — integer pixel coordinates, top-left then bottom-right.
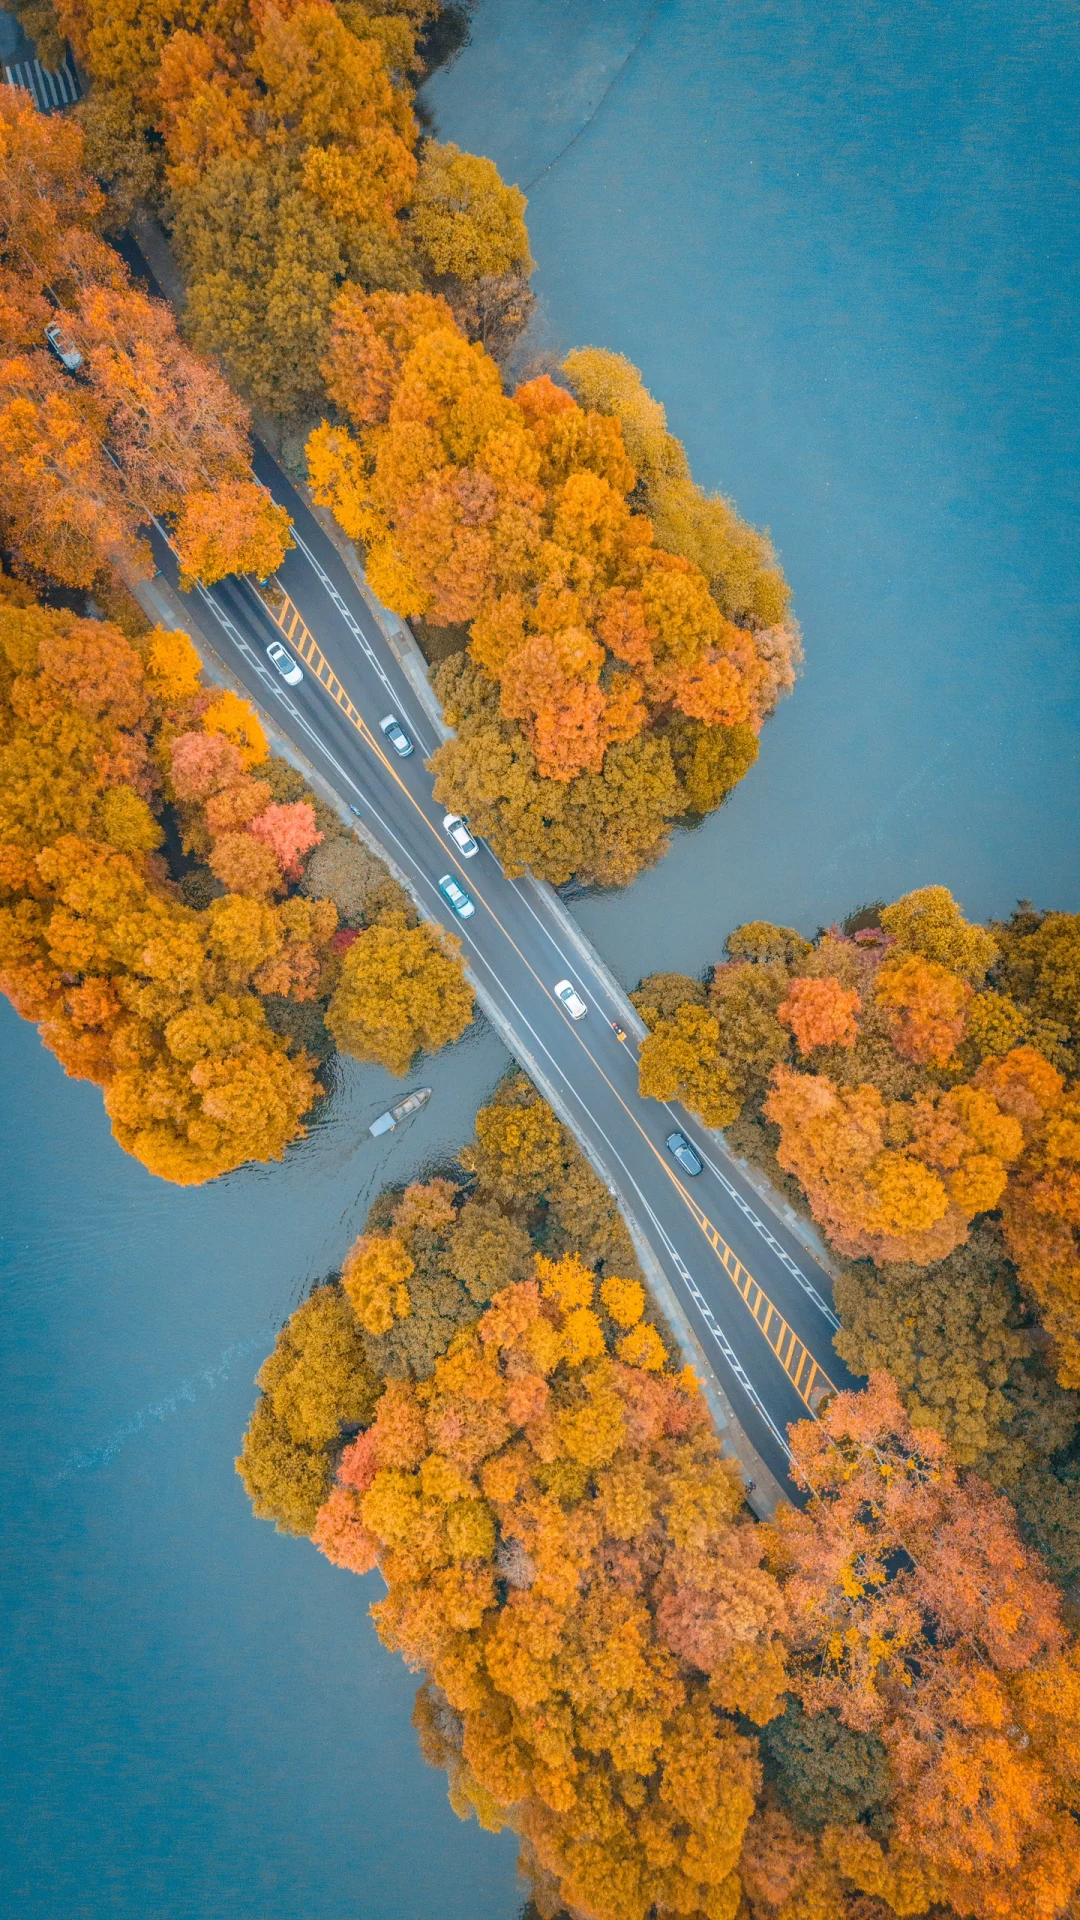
[[132, 556, 790, 1514]]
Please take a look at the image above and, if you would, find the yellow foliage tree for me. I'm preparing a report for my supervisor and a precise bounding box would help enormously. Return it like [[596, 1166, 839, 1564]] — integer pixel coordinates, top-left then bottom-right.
[[326, 911, 473, 1073]]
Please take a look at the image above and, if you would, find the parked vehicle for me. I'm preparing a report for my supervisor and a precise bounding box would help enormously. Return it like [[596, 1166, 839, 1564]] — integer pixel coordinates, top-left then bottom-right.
[[44, 321, 82, 372], [665, 1130, 703, 1177], [554, 979, 588, 1020], [442, 813, 478, 858], [369, 1087, 432, 1137], [438, 874, 475, 919], [266, 640, 303, 685], [379, 713, 414, 757]]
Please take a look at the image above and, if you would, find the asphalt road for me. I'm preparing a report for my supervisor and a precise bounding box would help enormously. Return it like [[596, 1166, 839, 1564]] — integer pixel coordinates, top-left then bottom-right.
[[147, 457, 860, 1492]]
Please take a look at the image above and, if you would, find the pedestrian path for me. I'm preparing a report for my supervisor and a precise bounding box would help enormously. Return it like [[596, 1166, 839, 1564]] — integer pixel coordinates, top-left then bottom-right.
[[3, 47, 80, 111]]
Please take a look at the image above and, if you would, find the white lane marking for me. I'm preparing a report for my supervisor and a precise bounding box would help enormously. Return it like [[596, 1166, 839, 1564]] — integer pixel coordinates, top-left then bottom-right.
[[691, 1145, 840, 1329], [189, 577, 798, 1462], [285, 529, 439, 746], [631, 1196, 793, 1460], [503, 881, 840, 1331]]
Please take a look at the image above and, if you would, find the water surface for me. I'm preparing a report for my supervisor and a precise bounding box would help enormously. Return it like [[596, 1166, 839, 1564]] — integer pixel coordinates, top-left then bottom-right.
[[4, 4, 1079, 1912], [424, 0, 1080, 979], [0, 1002, 520, 1919]]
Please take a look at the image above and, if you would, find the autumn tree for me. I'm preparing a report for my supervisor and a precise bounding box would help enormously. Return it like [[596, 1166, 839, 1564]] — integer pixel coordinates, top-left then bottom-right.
[[0, 86, 290, 590], [638, 1001, 743, 1127], [308, 296, 793, 885], [832, 1223, 1040, 1471], [977, 1045, 1080, 1387], [994, 904, 1080, 1074], [778, 975, 860, 1056], [408, 141, 534, 354], [236, 1283, 382, 1533], [563, 346, 796, 635], [769, 1373, 1080, 1920], [174, 479, 293, 588], [880, 883, 998, 984], [0, 594, 336, 1182], [315, 1254, 787, 1920], [326, 911, 473, 1072], [873, 950, 971, 1066], [409, 142, 531, 282], [764, 1063, 1023, 1265], [300, 832, 411, 926]]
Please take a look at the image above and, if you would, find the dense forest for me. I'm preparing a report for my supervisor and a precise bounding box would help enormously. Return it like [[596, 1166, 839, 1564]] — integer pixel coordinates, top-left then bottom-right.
[[309, 297, 798, 884], [239, 1070, 1080, 1920], [0, 575, 473, 1180], [635, 887, 1080, 1579]]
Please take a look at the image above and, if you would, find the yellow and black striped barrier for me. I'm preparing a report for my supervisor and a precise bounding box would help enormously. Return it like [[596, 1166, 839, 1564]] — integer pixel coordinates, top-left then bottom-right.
[[269, 593, 372, 743], [267, 588, 838, 1418], [682, 1194, 838, 1411]]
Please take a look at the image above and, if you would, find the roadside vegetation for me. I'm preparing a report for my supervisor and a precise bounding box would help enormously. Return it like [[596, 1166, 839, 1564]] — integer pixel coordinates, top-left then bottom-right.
[[309, 297, 798, 884], [635, 886, 1080, 1580], [2, 17, 794, 896], [15, 0, 536, 420], [0, 572, 473, 1182], [239, 1072, 1080, 1920], [0, 86, 292, 596]]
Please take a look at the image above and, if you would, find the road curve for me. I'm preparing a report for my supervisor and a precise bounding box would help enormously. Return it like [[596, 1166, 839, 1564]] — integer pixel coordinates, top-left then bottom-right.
[[146, 454, 860, 1495]]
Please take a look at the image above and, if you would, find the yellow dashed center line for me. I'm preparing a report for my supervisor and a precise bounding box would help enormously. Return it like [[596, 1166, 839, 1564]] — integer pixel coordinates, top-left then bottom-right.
[[272, 592, 838, 1414]]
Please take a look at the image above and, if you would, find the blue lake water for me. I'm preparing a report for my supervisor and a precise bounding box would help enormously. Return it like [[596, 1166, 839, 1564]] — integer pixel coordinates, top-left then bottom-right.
[[428, 0, 1080, 977], [3, 2, 1079, 1913]]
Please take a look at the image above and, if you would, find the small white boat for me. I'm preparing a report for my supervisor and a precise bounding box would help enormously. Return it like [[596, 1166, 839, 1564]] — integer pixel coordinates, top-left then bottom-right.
[[368, 1087, 432, 1137]]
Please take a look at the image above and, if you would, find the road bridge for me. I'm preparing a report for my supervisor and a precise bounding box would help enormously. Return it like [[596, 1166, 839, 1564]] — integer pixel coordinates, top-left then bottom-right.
[[144, 452, 861, 1507]]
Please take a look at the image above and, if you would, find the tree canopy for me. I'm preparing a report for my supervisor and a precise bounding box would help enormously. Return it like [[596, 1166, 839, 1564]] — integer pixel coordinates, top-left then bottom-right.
[[308, 300, 796, 883]]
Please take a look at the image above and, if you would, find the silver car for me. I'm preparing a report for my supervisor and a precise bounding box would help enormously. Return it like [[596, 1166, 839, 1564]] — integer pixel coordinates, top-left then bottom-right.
[[380, 713, 414, 757], [45, 321, 82, 372], [438, 874, 475, 919], [665, 1130, 703, 1177], [266, 640, 303, 686]]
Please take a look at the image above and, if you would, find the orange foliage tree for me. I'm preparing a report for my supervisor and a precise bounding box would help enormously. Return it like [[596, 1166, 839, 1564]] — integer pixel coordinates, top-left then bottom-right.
[[777, 974, 860, 1056], [768, 1373, 1080, 1920], [308, 294, 793, 881], [0, 594, 329, 1181], [0, 83, 290, 591], [314, 1251, 788, 1920], [977, 1047, 1080, 1386], [764, 1062, 1024, 1265], [874, 949, 972, 1066]]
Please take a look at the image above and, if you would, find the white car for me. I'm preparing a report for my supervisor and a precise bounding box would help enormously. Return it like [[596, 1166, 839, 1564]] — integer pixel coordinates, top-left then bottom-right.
[[442, 813, 478, 858], [45, 321, 82, 372], [266, 640, 303, 686], [554, 979, 588, 1020], [380, 713, 414, 757]]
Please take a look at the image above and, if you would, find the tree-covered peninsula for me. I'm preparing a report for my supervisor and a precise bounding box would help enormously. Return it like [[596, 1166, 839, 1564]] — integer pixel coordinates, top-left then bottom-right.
[[239, 1070, 1080, 1920]]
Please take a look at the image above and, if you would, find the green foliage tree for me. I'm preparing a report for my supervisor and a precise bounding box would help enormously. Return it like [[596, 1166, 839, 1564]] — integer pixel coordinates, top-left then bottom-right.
[[760, 1697, 892, 1833]]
